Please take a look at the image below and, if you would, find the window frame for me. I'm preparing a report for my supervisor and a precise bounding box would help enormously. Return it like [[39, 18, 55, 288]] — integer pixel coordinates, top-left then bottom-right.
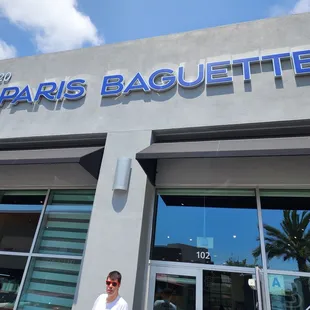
[[0, 187, 96, 310]]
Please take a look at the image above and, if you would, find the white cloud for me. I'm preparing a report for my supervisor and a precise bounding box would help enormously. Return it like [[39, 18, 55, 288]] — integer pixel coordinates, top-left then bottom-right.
[[0, 39, 17, 60], [0, 0, 103, 53], [269, 4, 290, 17], [269, 0, 310, 17], [291, 0, 310, 13]]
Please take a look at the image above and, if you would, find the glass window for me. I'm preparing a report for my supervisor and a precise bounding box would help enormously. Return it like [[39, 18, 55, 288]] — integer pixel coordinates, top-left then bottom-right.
[[268, 274, 310, 310], [259, 190, 310, 272], [0, 191, 46, 252], [17, 257, 81, 310], [203, 270, 257, 309], [33, 190, 95, 255], [0, 255, 27, 309], [153, 273, 196, 310], [152, 189, 261, 267], [0, 189, 95, 310]]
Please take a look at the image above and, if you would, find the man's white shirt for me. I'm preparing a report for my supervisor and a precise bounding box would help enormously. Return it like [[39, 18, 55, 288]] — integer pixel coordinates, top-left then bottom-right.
[[154, 300, 177, 309], [92, 294, 128, 310]]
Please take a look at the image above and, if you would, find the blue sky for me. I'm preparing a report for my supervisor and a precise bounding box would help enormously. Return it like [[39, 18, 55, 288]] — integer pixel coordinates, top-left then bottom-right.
[[0, 0, 309, 60]]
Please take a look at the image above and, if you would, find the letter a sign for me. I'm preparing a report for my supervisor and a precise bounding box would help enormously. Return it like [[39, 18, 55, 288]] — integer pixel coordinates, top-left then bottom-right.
[[268, 275, 285, 296]]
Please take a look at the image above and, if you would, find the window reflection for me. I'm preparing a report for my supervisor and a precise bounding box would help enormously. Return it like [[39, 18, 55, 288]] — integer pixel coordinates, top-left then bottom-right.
[[154, 274, 196, 310], [268, 274, 310, 310], [0, 191, 45, 252], [256, 190, 310, 272], [17, 257, 81, 310], [152, 189, 261, 267], [203, 270, 257, 309], [0, 255, 27, 309], [33, 190, 95, 255]]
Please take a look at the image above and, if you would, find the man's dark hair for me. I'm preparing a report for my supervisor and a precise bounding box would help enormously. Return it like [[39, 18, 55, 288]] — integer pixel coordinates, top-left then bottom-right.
[[162, 287, 173, 296], [107, 270, 122, 283]]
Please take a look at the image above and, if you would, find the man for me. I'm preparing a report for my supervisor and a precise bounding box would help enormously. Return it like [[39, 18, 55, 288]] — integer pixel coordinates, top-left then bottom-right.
[[92, 271, 128, 310], [154, 288, 177, 309]]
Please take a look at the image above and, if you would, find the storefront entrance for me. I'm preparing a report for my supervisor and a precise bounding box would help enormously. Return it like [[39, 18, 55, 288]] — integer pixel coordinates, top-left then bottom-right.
[[147, 186, 310, 310], [148, 262, 266, 309]]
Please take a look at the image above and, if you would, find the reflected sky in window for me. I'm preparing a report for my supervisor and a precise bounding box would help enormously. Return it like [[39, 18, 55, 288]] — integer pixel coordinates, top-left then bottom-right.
[[153, 189, 310, 272], [153, 190, 261, 267], [260, 190, 310, 272]]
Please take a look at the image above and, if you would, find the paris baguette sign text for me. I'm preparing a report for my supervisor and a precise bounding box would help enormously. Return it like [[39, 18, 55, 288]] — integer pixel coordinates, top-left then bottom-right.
[[0, 49, 310, 106]]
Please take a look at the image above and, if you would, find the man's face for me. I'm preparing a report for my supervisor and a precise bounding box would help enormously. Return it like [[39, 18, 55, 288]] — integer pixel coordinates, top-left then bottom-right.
[[106, 277, 120, 296]]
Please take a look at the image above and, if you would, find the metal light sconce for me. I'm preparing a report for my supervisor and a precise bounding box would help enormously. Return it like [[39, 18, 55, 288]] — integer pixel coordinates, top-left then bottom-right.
[[112, 157, 132, 191]]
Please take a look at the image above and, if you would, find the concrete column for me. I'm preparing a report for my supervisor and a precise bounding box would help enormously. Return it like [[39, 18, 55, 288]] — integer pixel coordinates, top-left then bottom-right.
[[73, 130, 154, 310]]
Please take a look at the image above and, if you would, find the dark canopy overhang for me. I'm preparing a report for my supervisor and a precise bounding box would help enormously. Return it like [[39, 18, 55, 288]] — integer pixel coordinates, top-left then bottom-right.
[[0, 146, 104, 179], [136, 137, 310, 185]]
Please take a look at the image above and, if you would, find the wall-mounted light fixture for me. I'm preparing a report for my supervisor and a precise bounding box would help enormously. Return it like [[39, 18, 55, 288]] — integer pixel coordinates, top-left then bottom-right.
[[112, 157, 132, 191]]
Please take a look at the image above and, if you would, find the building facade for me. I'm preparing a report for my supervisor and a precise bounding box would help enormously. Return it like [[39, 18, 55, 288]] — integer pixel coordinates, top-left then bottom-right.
[[0, 12, 310, 310]]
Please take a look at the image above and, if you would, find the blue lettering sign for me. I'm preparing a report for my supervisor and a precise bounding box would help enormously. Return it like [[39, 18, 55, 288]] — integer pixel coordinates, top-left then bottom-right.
[[292, 50, 310, 76], [2, 48, 310, 106], [233, 57, 260, 82], [0, 87, 20, 106], [101, 74, 124, 97], [34, 82, 57, 102], [178, 64, 204, 88], [123, 73, 150, 95], [97, 48, 310, 98], [261, 53, 290, 78], [148, 69, 176, 92], [64, 79, 86, 100], [11, 85, 33, 106], [56, 80, 66, 100], [206, 61, 233, 85], [272, 277, 281, 288], [0, 79, 87, 106]]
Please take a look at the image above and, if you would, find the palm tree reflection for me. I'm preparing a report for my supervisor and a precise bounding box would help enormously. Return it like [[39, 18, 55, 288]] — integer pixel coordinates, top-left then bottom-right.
[[253, 210, 310, 307]]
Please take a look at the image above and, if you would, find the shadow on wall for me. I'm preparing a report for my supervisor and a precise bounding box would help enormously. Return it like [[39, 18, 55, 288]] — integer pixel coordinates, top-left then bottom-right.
[[8, 96, 86, 115], [261, 59, 310, 89], [296, 75, 310, 87], [261, 60, 290, 89], [206, 83, 235, 96], [111, 162, 131, 212], [112, 190, 129, 213], [178, 82, 205, 99], [100, 86, 177, 107]]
